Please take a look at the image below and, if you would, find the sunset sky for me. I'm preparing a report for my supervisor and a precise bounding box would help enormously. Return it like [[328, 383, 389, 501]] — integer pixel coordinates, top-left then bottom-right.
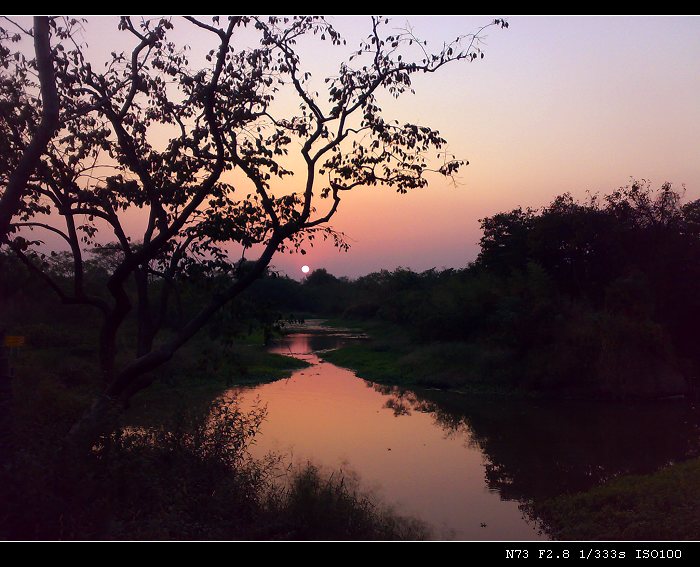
[[302, 16, 700, 278], [28, 16, 700, 278]]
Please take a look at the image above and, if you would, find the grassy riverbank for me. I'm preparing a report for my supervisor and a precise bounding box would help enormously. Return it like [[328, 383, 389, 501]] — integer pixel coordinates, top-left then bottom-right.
[[124, 337, 310, 426], [321, 316, 695, 400], [9, 322, 309, 436], [321, 318, 531, 396], [531, 457, 700, 540]]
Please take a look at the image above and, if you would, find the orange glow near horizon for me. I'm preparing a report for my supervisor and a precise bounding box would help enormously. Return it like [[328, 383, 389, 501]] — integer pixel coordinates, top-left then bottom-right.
[[21, 16, 700, 279]]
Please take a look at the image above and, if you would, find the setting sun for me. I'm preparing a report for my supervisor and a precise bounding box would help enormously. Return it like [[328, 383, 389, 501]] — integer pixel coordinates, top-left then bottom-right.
[[301, 265, 310, 274]]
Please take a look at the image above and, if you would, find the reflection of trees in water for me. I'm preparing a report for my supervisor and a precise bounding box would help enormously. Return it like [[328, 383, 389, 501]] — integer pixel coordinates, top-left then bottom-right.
[[383, 397, 412, 416], [369, 382, 700, 504], [370, 384, 437, 418], [370, 383, 473, 442]]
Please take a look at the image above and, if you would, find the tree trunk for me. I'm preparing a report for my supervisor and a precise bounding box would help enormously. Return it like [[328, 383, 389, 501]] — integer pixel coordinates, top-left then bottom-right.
[[134, 268, 154, 357], [99, 283, 131, 383], [64, 394, 122, 454], [67, 237, 283, 444], [0, 336, 12, 467], [0, 17, 59, 242], [98, 320, 119, 384]]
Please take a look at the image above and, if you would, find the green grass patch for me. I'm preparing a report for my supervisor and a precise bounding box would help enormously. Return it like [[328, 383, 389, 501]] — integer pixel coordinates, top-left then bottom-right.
[[323, 343, 410, 384], [531, 457, 700, 540], [322, 317, 406, 340], [321, 324, 522, 395], [320, 317, 521, 392]]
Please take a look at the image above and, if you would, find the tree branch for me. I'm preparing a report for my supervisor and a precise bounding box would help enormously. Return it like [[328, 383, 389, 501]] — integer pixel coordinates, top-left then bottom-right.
[[0, 16, 59, 242], [10, 222, 71, 244]]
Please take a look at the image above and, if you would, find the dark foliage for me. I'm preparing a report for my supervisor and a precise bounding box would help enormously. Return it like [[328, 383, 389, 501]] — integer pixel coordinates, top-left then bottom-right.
[[314, 181, 700, 397]]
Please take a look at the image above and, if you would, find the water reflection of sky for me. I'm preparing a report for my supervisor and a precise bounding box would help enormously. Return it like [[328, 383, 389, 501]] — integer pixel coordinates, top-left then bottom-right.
[[228, 325, 700, 540], [236, 328, 544, 540]]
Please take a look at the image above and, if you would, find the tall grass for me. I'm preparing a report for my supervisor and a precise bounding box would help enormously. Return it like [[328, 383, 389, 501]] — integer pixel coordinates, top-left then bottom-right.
[[0, 397, 428, 540]]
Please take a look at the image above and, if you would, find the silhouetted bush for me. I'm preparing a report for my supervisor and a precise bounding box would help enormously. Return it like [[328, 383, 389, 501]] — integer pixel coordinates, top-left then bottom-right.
[[0, 398, 427, 540]]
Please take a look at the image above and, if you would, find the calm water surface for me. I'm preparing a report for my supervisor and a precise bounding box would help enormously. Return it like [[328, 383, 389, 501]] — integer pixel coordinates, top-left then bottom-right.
[[225, 320, 700, 540]]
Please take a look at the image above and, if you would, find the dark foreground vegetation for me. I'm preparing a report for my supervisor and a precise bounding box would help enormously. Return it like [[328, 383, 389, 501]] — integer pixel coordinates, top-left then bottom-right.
[[0, 266, 424, 539], [528, 457, 700, 540], [1, 396, 426, 540]]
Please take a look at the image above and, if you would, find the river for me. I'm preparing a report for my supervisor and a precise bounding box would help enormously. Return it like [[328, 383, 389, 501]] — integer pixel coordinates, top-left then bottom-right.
[[226, 320, 700, 540]]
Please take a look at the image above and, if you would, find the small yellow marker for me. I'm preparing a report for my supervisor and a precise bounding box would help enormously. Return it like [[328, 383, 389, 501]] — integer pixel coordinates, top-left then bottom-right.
[[3, 336, 26, 348]]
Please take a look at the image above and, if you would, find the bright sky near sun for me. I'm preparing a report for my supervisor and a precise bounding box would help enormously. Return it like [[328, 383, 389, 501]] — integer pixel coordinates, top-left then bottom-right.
[[22, 16, 700, 279]]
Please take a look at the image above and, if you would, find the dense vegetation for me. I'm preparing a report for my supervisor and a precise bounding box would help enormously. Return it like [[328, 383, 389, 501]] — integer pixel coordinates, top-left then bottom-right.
[[317, 182, 700, 399], [11, 180, 697, 399]]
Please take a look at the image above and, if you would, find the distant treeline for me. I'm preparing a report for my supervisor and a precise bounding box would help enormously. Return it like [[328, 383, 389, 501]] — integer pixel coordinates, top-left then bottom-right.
[[254, 181, 700, 397], [3, 181, 699, 398]]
